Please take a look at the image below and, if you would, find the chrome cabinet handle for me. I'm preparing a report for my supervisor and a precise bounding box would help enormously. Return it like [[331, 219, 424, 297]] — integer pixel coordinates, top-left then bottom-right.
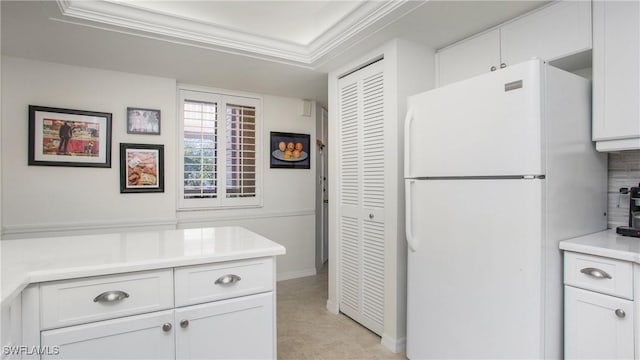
[[580, 267, 612, 279], [615, 309, 626, 318], [162, 323, 172, 332], [214, 274, 242, 286], [180, 319, 189, 328], [490, 66, 497, 71], [369, 213, 374, 219], [93, 290, 130, 303], [500, 63, 507, 69]]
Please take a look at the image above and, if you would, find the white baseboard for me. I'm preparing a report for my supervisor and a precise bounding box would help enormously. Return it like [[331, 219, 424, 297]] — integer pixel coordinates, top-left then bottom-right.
[[276, 268, 316, 282], [381, 334, 406, 354], [326, 299, 339, 314]]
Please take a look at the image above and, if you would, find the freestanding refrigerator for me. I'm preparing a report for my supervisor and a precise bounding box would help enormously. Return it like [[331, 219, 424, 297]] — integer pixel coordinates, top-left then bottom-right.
[[404, 59, 607, 359]]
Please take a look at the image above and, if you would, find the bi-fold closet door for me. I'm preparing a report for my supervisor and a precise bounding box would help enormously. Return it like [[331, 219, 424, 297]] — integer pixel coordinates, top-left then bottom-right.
[[336, 59, 385, 335]]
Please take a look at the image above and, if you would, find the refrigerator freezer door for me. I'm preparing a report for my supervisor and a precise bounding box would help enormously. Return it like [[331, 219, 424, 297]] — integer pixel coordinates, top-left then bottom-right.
[[405, 59, 543, 178], [406, 178, 543, 359]]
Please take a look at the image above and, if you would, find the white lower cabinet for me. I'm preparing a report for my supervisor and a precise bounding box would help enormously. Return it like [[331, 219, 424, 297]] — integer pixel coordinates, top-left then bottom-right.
[[564, 286, 634, 359], [564, 251, 635, 359], [175, 293, 274, 359], [22, 258, 277, 360], [41, 310, 175, 360]]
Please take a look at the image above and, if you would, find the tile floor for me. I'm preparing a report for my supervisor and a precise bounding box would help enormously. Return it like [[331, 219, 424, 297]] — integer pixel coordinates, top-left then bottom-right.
[[276, 265, 407, 359]]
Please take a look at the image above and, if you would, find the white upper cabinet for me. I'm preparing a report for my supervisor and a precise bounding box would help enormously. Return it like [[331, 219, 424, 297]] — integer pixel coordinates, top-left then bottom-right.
[[436, 1, 592, 87], [436, 30, 501, 86], [501, 1, 591, 66], [592, 1, 640, 151]]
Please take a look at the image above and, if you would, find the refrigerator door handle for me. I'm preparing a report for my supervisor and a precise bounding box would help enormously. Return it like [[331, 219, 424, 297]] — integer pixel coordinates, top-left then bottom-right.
[[404, 107, 415, 178], [406, 179, 418, 252]]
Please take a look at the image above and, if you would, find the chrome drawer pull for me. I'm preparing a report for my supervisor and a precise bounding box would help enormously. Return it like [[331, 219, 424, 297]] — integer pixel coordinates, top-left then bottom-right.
[[615, 309, 626, 319], [214, 274, 242, 286], [580, 267, 612, 279], [93, 290, 130, 303]]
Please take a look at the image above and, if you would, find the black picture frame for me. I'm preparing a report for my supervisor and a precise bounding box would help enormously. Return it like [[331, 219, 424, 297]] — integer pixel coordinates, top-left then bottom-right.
[[127, 107, 161, 135], [28, 105, 112, 168], [119, 143, 165, 193], [270, 132, 311, 169]]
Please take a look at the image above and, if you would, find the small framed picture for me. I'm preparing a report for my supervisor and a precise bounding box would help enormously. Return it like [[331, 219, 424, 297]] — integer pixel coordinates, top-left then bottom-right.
[[28, 105, 112, 168], [270, 132, 311, 169], [120, 143, 164, 193], [127, 107, 161, 135]]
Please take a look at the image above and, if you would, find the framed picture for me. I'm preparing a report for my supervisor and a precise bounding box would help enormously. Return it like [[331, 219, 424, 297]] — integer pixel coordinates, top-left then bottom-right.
[[127, 107, 161, 135], [270, 132, 310, 169], [28, 105, 112, 168], [120, 143, 164, 193]]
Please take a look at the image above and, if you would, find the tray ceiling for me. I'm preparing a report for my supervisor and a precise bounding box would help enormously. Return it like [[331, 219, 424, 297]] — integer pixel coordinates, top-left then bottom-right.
[[55, 0, 423, 67]]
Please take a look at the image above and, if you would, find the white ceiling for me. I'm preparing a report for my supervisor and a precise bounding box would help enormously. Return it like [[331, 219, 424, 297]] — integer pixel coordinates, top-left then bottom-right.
[[1, 1, 549, 106]]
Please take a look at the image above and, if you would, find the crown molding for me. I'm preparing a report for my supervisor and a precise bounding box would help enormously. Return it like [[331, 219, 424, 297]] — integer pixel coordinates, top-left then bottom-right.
[[54, 0, 421, 68]]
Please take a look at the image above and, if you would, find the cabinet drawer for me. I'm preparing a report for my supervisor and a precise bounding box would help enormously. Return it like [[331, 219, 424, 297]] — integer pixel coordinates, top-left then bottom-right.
[[41, 269, 174, 330], [174, 258, 273, 307], [564, 252, 632, 300]]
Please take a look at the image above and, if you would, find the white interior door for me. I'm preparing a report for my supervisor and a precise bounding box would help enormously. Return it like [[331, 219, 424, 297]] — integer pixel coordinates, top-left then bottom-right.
[[337, 59, 385, 335], [321, 107, 329, 264], [406, 59, 544, 178], [406, 178, 543, 359]]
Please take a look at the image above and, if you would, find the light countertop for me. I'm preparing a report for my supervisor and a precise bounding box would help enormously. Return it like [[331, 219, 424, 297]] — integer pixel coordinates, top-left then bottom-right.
[[559, 229, 640, 263], [1, 226, 286, 305]]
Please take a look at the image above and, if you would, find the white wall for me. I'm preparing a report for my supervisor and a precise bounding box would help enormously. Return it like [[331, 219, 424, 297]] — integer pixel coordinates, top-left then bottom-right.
[[2, 57, 177, 237], [1, 56, 317, 281], [177, 94, 317, 281]]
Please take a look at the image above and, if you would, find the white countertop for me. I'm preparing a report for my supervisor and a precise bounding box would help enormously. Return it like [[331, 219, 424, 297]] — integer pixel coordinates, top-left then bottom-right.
[[559, 229, 640, 263], [0, 226, 286, 305]]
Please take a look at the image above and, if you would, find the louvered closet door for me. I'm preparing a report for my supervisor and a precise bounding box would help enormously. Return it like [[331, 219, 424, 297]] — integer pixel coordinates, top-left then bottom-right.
[[337, 59, 385, 336]]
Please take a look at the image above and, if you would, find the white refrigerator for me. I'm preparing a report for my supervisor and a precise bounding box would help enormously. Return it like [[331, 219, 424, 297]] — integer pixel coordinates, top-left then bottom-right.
[[404, 59, 607, 359]]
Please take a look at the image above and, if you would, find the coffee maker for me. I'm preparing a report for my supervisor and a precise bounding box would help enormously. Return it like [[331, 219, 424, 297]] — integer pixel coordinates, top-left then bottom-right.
[[617, 183, 640, 237]]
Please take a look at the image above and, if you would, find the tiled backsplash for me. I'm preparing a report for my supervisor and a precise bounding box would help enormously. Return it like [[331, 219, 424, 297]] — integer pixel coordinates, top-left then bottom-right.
[[607, 150, 640, 229]]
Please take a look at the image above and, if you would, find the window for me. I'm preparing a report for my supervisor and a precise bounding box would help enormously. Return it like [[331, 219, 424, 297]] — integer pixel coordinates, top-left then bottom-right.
[[179, 88, 262, 209]]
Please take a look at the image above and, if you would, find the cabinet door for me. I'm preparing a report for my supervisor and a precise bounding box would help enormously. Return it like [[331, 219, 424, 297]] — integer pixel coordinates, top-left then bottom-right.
[[436, 29, 500, 86], [40, 310, 174, 359], [593, 0, 640, 145], [175, 292, 274, 359], [501, 1, 592, 66], [564, 286, 633, 359]]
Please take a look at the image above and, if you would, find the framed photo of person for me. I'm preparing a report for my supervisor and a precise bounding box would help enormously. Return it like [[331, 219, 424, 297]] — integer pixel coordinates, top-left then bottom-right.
[[28, 105, 112, 168], [119, 143, 164, 193], [127, 107, 161, 135]]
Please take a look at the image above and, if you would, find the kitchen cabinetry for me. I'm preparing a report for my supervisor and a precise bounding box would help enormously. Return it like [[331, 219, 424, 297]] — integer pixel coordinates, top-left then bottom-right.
[[328, 38, 434, 352], [21, 257, 276, 360], [1, 294, 22, 360], [436, 1, 592, 86], [592, 0, 640, 151], [563, 251, 634, 359], [175, 293, 273, 359], [436, 30, 500, 86], [40, 310, 175, 360]]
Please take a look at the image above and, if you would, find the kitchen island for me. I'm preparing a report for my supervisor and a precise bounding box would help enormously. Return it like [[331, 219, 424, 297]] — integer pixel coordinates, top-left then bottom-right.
[[560, 229, 639, 359], [1, 226, 286, 359]]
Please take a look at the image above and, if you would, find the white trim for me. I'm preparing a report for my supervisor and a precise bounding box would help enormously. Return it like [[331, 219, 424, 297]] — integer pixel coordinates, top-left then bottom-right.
[[596, 138, 640, 152], [1, 218, 178, 239], [381, 334, 406, 354], [276, 268, 317, 282], [178, 209, 315, 225], [326, 299, 339, 315], [53, 0, 419, 67]]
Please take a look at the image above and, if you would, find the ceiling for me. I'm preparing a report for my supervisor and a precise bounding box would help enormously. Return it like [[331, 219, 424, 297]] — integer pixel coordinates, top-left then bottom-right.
[[1, 1, 549, 106]]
